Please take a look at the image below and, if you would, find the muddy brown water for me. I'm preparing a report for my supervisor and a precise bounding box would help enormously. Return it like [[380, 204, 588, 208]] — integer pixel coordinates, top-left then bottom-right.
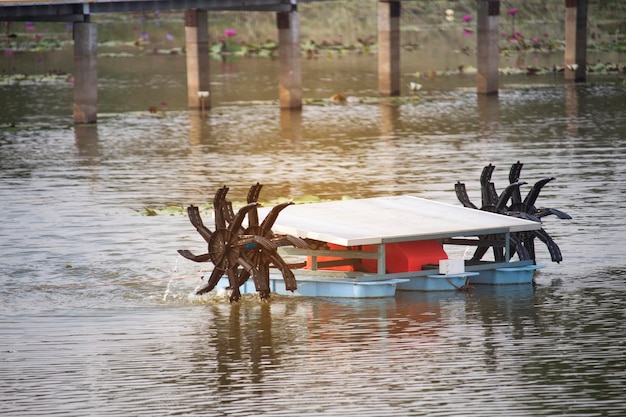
[[1, 49, 626, 416]]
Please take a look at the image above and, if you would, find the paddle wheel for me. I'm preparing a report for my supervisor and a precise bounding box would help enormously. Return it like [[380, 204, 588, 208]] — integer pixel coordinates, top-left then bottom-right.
[[455, 162, 571, 264], [178, 184, 307, 302]]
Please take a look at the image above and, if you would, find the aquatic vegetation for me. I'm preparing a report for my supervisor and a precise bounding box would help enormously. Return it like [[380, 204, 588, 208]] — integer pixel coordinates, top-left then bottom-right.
[[209, 37, 277, 57], [305, 95, 377, 106], [508, 8, 518, 35], [327, 93, 345, 104], [587, 62, 624, 73], [147, 106, 167, 118], [0, 71, 72, 85], [138, 194, 347, 216], [142, 207, 159, 216], [139, 205, 193, 216], [357, 34, 376, 50], [445, 9, 455, 22], [409, 82, 422, 92]]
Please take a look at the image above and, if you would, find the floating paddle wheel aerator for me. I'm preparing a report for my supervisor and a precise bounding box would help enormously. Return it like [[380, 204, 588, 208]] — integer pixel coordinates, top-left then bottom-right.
[[177, 183, 308, 302], [454, 162, 571, 264]]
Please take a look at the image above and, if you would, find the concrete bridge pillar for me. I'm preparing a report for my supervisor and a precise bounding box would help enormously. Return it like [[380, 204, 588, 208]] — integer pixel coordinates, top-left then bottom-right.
[[477, 0, 500, 95], [564, 0, 588, 82], [73, 21, 98, 124], [185, 9, 211, 110], [277, 8, 302, 109], [377, 0, 401, 96]]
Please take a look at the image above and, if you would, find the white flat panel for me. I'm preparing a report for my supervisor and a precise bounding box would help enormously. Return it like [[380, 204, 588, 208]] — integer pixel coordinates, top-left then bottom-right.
[[269, 195, 542, 246]]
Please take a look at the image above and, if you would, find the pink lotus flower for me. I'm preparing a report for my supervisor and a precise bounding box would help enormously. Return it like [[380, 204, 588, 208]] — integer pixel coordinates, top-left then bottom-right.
[[508, 8, 518, 15], [224, 29, 236, 37], [462, 15, 472, 23], [463, 29, 473, 37]]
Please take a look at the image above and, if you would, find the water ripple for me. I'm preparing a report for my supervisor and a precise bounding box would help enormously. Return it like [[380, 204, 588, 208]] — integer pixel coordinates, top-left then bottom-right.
[[2, 54, 626, 416]]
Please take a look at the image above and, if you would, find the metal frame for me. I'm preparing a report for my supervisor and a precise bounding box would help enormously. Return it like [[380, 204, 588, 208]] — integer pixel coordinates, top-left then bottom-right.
[[283, 230, 523, 278]]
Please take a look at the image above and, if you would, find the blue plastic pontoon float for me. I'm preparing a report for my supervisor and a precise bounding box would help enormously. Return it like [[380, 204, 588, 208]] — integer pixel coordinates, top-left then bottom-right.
[[206, 195, 545, 298]]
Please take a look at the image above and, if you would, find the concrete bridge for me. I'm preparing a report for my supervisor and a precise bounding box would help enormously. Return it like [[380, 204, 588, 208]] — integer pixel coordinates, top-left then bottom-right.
[[1, 0, 589, 124]]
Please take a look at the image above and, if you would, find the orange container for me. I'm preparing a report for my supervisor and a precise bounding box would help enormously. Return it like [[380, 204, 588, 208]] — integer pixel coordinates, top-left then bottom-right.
[[307, 240, 447, 273]]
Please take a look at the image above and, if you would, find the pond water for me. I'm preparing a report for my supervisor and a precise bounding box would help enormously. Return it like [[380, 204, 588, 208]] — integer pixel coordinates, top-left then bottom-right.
[[1, 49, 626, 416]]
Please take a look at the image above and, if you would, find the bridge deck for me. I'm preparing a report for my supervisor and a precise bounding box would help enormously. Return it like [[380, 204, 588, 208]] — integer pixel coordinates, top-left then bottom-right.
[[0, 0, 332, 20]]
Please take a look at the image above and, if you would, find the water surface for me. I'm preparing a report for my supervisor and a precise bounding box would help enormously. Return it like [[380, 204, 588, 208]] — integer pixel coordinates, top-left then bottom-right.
[[1, 50, 626, 416]]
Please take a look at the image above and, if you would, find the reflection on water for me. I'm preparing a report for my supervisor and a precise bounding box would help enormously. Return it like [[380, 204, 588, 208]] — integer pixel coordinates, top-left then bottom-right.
[[4, 284, 626, 416], [1, 51, 626, 416]]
